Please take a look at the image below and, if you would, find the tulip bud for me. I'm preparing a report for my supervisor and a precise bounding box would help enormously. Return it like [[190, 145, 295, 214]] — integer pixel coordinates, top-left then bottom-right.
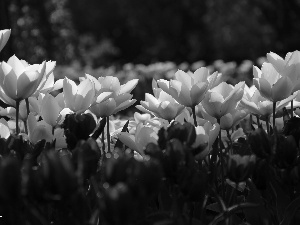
[[0, 157, 21, 202], [282, 116, 300, 147], [274, 135, 298, 168], [248, 127, 272, 159], [72, 138, 101, 180], [227, 154, 256, 183], [0, 29, 11, 52], [63, 113, 96, 150]]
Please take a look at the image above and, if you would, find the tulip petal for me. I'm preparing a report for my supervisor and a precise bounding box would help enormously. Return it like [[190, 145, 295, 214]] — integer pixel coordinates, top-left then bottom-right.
[[190, 82, 208, 106], [113, 99, 136, 114], [220, 113, 233, 130], [202, 92, 223, 118], [240, 98, 261, 115], [117, 132, 139, 153], [0, 118, 10, 139], [41, 94, 61, 126], [261, 63, 280, 86], [253, 78, 272, 101], [7, 55, 25, 76], [2, 64, 17, 100], [170, 80, 192, 107], [272, 76, 293, 102], [17, 71, 40, 99], [267, 52, 285, 72], [63, 77, 77, 109], [175, 70, 192, 88], [135, 126, 158, 155], [192, 67, 210, 83], [119, 79, 139, 94], [100, 76, 120, 92]]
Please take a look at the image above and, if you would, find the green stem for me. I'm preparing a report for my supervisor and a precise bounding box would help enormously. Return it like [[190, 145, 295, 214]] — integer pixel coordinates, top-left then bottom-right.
[[217, 118, 225, 199], [25, 98, 30, 117], [101, 131, 105, 153], [24, 121, 28, 134], [266, 116, 270, 135], [191, 106, 197, 126], [24, 98, 31, 134], [273, 102, 276, 130], [291, 99, 294, 118], [256, 115, 260, 127], [107, 116, 111, 154], [15, 100, 20, 134], [226, 130, 233, 154]]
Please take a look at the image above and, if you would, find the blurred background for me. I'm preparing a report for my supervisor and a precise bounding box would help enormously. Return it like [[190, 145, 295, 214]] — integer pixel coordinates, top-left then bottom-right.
[[1, 0, 300, 115], [1, 0, 300, 67]]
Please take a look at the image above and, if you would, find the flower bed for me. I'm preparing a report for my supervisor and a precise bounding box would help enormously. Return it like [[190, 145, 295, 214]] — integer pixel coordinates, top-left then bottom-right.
[[1, 28, 300, 225]]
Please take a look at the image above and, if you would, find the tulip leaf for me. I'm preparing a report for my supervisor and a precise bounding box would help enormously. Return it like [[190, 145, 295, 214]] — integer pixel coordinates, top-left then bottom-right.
[[280, 196, 300, 225], [114, 120, 130, 152], [91, 117, 106, 140], [244, 179, 269, 225]]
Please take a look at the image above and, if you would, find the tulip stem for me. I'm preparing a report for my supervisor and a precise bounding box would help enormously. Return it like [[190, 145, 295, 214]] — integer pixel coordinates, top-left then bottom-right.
[[266, 117, 270, 135], [102, 131, 105, 152], [25, 98, 30, 117], [15, 100, 20, 134], [226, 130, 233, 154], [256, 116, 260, 127], [273, 102, 276, 130], [291, 99, 294, 118], [24, 98, 31, 134], [191, 106, 197, 126], [217, 118, 225, 199], [106, 116, 111, 154]]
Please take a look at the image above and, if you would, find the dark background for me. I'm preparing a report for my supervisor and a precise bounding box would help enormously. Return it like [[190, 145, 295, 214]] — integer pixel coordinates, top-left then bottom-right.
[[1, 0, 300, 67]]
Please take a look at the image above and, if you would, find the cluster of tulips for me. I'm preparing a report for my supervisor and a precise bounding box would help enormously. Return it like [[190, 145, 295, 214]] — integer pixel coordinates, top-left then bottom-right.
[[2, 28, 300, 224]]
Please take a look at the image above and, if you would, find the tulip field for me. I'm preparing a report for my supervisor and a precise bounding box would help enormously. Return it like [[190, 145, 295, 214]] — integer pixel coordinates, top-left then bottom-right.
[[2, 28, 300, 225]]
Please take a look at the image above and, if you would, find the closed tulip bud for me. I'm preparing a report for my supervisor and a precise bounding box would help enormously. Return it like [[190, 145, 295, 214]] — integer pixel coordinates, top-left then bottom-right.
[[0, 157, 21, 201], [274, 135, 298, 168], [0, 29, 11, 52], [248, 127, 272, 159], [227, 154, 256, 183]]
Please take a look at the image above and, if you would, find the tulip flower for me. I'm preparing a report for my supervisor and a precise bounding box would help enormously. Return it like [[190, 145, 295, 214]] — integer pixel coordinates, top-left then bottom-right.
[[63, 77, 96, 113], [87, 75, 138, 154], [192, 120, 220, 160], [267, 51, 300, 93], [38, 93, 62, 127], [241, 89, 297, 120], [253, 62, 295, 127], [0, 118, 10, 139], [201, 81, 245, 120], [0, 97, 39, 133], [0, 55, 46, 101], [27, 112, 66, 148], [267, 51, 300, 117], [227, 154, 256, 183], [117, 123, 158, 157], [136, 80, 184, 121], [31, 61, 63, 96], [219, 108, 248, 131], [157, 68, 217, 126], [253, 62, 293, 103], [0, 29, 11, 52], [89, 93, 136, 118], [0, 55, 47, 133]]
